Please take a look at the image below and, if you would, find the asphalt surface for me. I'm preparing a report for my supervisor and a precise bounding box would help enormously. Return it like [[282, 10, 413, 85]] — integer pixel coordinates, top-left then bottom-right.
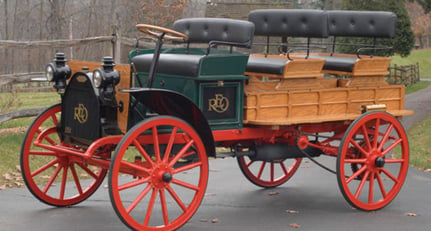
[[1, 85, 431, 231]]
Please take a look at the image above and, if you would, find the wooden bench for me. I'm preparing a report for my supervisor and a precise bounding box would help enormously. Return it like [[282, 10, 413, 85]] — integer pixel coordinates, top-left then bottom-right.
[[243, 9, 412, 125], [245, 9, 328, 91], [309, 10, 397, 87]]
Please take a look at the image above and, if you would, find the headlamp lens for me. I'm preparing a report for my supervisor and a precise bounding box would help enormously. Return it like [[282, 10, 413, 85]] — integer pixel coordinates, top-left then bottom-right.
[[46, 65, 55, 81]]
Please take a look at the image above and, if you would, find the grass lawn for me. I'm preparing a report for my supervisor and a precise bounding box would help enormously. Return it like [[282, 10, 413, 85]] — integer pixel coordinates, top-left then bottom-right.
[[405, 112, 431, 170], [391, 49, 431, 78]]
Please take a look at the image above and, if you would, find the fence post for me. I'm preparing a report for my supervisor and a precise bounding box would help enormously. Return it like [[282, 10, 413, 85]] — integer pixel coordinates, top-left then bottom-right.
[[112, 25, 122, 64]]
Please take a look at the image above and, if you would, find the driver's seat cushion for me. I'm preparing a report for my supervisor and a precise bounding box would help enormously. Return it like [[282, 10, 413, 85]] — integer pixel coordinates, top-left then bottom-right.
[[131, 53, 203, 77]]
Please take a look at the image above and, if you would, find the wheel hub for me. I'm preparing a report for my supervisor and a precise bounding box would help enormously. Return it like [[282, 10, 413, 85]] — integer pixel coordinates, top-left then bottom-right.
[[162, 172, 173, 183], [151, 164, 172, 188], [375, 156, 385, 168]]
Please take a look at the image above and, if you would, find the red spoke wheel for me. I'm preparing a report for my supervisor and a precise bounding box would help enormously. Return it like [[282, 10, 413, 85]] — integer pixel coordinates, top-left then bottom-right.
[[237, 156, 302, 188], [337, 111, 409, 211], [109, 116, 208, 231], [20, 104, 107, 206]]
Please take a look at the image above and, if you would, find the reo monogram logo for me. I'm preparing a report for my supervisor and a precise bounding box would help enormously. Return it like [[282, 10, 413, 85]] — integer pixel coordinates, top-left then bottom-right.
[[74, 103, 88, 124], [208, 94, 229, 113]]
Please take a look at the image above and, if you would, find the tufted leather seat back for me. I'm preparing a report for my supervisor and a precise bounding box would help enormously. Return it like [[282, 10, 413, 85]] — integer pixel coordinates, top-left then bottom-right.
[[173, 18, 255, 48], [248, 9, 328, 38], [328, 11, 397, 38]]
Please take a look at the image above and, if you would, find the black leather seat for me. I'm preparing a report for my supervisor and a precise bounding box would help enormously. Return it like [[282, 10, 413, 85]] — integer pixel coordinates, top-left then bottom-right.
[[311, 55, 357, 73], [132, 18, 255, 77], [246, 57, 287, 75], [131, 54, 203, 77]]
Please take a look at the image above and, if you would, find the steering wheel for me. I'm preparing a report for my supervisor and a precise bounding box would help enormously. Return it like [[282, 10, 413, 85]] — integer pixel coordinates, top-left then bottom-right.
[[136, 24, 188, 41]]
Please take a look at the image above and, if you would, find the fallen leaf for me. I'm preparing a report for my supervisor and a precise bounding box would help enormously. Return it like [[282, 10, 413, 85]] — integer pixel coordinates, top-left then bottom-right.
[[14, 182, 24, 187], [15, 165, 21, 172], [3, 173, 12, 180], [0, 185, 6, 190], [286, 210, 300, 214], [268, 191, 279, 196], [424, 169, 431, 172], [405, 212, 418, 217], [289, 223, 301, 228], [103, 184, 108, 189], [211, 218, 220, 223]]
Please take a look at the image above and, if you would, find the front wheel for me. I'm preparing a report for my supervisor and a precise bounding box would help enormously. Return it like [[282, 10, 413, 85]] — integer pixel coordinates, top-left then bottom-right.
[[337, 111, 409, 211], [109, 116, 208, 231], [20, 104, 107, 206]]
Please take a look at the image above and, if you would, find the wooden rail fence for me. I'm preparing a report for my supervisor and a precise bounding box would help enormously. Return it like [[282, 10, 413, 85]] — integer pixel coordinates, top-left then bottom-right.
[[386, 63, 420, 85]]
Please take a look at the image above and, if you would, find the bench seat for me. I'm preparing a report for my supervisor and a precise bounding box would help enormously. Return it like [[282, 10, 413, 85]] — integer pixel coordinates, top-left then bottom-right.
[[132, 53, 203, 77], [246, 56, 289, 75], [311, 55, 357, 73]]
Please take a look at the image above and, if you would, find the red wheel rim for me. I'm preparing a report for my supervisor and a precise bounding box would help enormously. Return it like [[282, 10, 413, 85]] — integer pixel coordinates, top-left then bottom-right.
[[20, 104, 107, 206], [337, 111, 409, 211], [109, 116, 208, 230], [237, 156, 302, 188]]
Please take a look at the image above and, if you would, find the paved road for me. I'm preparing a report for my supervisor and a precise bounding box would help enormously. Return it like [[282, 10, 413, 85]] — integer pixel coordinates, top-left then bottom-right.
[[1, 86, 431, 231]]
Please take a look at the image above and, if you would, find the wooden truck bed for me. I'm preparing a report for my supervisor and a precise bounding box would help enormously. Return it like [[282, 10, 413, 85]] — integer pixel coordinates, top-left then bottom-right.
[[244, 84, 413, 125]]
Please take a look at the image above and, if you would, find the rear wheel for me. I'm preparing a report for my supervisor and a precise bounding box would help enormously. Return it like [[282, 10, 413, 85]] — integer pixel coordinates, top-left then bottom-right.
[[337, 111, 409, 211], [109, 116, 208, 231], [237, 156, 302, 188], [20, 104, 107, 206]]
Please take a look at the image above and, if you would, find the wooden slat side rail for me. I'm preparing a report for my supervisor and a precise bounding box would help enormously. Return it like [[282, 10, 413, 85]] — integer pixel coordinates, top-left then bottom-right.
[[244, 85, 412, 125], [68, 60, 130, 133]]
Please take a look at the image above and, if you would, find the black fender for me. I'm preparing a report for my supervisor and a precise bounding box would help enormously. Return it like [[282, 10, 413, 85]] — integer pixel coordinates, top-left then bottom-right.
[[128, 88, 216, 157]]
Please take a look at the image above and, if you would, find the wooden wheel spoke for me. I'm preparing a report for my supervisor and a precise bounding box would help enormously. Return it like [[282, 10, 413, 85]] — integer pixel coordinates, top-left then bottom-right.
[[385, 158, 405, 164], [172, 162, 202, 174], [346, 165, 367, 184], [31, 158, 58, 177], [280, 162, 289, 175], [373, 118, 381, 149], [344, 158, 367, 164], [354, 171, 370, 199], [376, 173, 387, 198], [143, 189, 158, 226], [350, 139, 369, 157], [361, 125, 372, 151], [60, 165, 68, 200], [257, 162, 266, 179], [43, 135, 58, 146], [133, 140, 154, 167], [169, 140, 194, 167], [381, 168, 399, 183], [160, 189, 170, 226], [119, 177, 151, 191], [270, 163, 274, 182], [50, 114, 59, 125], [70, 164, 83, 195], [246, 160, 254, 168], [126, 184, 152, 214], [164, 127, 178, 163], [77, 163, 98, 180], [368, 172, 375, 204], [172, 178, 200, 191], [42, 164, 62, 194], [381, 138, 403, 156], [166, 185, 187, 212], [378, 124, 394, 151], [152, 126, 161, 162]]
